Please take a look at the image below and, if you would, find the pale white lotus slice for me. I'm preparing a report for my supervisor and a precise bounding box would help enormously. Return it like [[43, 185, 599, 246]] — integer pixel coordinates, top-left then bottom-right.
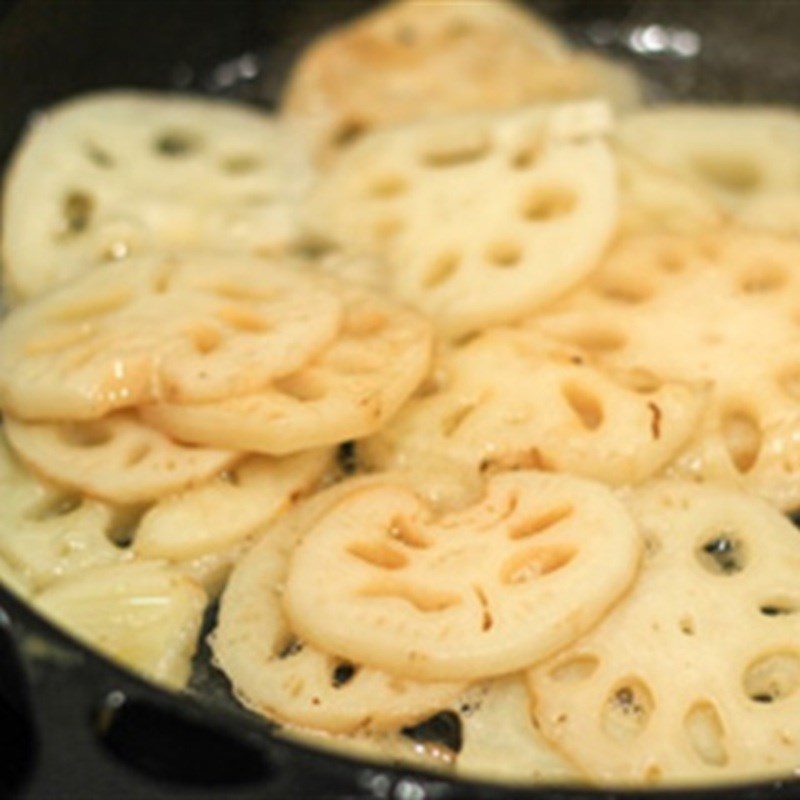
[[212, 476, 465, 733], [0, 434, 127, 589], [284, 471, 641, 681], [363, 327, 704, 487], [2, 90, 312, 301], [617, 106, 800, 236], [4, 412, 240, 505], [539, 231, 800, 511], [529, 481, 800, 786], [617, 147, 725, 236], [306, 102, 617, 337], [282, 0, 640, 165], [143, 286, 434, 454], [34, 560, 206, 689], [0, 252, 343, 420], [456, 677, 579, 783], [135, 449, 333, 562]]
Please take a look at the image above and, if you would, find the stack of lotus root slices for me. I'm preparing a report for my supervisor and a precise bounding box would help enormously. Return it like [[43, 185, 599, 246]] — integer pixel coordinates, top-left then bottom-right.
[[3, 0, 800, 789]]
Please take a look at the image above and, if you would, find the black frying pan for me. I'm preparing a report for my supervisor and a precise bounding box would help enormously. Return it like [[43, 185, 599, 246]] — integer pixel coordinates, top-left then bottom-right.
[[1, 1, 800, 797]]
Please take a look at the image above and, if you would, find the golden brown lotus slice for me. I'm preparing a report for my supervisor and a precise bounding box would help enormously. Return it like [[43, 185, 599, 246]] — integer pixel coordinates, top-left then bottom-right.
[[35, 560, 206, 689], [284, 471, 641, 682], [363, 327, 704, 487], [282, 0, 640, 164], [0, 252, 343, 420], [2, 91, 312, 302], [212, 477, 465, 733], [539, 231, 800, 510], [305, 103, 617, 338], [143, 286, 434, 454], [617, 106, 800, 237], [4, 412, 241, 505], [529, 480, 800, 786]]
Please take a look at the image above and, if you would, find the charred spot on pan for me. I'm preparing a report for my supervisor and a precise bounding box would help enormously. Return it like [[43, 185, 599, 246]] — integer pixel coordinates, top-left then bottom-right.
[[337, 441, 358, 475], [401, 710, 463, 754], [331, 661, 358, 688]]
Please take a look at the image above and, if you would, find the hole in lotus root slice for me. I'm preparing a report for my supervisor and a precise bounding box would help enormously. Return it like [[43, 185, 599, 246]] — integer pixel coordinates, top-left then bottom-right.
[[84, 142, 114, 168], [367, 173, 409, 200], [273, 372, 328, 403], [695, 533, 747, 576], [401, 710, 463, 755], [744, 651, 800, 704], [330, 118, 369, 151], [418, 125, 491, 169], [562, 383, 604, 431], [595, 278, 653, 305], [684, 701, 728, 767], [690, 152, 762, 194], [485, 240, 522, 269], [601, 679, 655, 742], [58, 420, 113, 448], [738, 261, 788, 294], [153, 129, 201, 157], [520, 186, 576, 222], [548, 654, 599, 684], [423, 251, 462, 288], [25, 493, 83, 522], [759, 597, 800, 617], [359, 581, 461, 613], [58, 190, 94, 237], [347, 541, 409, 570], [678, 615, 696, 636], [559, 327, 626, 354], [720, 407, 762, 475], [220, 153, 261, 175], [211, 480, 466, 733], [500, 545, 576, 585], [508, 505, 573, 540]]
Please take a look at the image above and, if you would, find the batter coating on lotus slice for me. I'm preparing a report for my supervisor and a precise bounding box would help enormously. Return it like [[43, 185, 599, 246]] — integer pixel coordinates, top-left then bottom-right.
[[35, 560, 207, 689], [529, 481, 800, 786], [212, 477, 465, 733], [539, 231, 800, 511], [143, 286, 434, 454], [282, 0, 640, 165], [0, 252, 343, 420], [4, 412, 241, 505], [362, 327, 703, 487], [284, 471, 641, 682], [617, 106, 800, 237], [305, 102, 617, 338], [2, 90, 312, 301]]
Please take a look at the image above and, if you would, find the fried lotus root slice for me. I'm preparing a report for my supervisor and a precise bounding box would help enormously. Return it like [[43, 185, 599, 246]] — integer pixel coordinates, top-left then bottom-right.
[[617, 147, 725, 236], [35, 560, 206, 689], [0, 434, 127, 589], [281, 0, 640, 165], [2, 90, 312, 301], [212, 477, 465, 733], [4, 412, 240, 505], [363, 327, 704, 487], [529, 481, 800, 786], [143, 287, 434, 455], [617, 106, 800, 237], [284, 471, 641, 681], [0, 252, 343, 420], [539, 231, 800, 511], [306, 102, 617, 338], [135, 448, 333, 562]]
